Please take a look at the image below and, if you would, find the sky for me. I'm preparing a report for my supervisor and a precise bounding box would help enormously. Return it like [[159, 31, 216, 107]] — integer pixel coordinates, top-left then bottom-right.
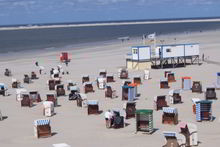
[[0, 0, 220, 25]]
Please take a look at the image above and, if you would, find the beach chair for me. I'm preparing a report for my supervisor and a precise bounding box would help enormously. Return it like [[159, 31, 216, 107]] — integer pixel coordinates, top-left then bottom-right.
[[99, 69, 107, 78], [195, 100, 212, 122], [16, 88, 27, 101], [76, 93, 87, 107], [182, 77, 192, 90], [82, 75, 89, 84], [191, 98, 201, 114], [34, 119, 51, 138], [55, 84, 65, 96], [205, 87, 216, 99], [97, 77, 106, 90], [122, 85, 135, 101], [160, 79, 169, 89], [46, 93, 58, 107], [135, 109, 153, 134], [69, 86, 80, 100], [12, 78, 21, 88], [123, 101, 136, 119], [43, 101, 54, 117], [128, 83, 138, 97], [31, 71, 38, 79], [169, 89, 182, 104], [83, 82, 94, 94], [87, 100, 99, 115], [179, 122, 198, 146], [167, 72, 176, 83], [118, 68, 128, 79], [133, 75, 141, 85], [21, 94, 33, 107], [106, 74, 115, 83], [154, 95, 168, 111], [67, 81, 76, 91], [29, 91, 41, 103], [192, 81, 202, 93], [163, 131, 186, 147], [48, 80, 56, 90], [215, 72, 220, 90], [112, 110, 124, 129], [4, 68, 12, 76], [0, 83, 8, 96], [60, 52, 71, 63], [144, 70, 150, 80], [105, 85, 117, 98], [162, 107, 178, 125], [23, 74, 31, 84], [164, 70, 172, 78]]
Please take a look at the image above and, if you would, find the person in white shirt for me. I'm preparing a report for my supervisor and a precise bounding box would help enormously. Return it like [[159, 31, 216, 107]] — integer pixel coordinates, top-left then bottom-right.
[[105, 110, 113, 128]]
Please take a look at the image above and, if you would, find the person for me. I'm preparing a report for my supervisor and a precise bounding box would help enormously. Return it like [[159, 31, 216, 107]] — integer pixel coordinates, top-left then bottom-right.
[[35, 61, 38, 66], [104, 110, 113, 128], [39, 69, 42, 74], [202, 53, 205, 61]]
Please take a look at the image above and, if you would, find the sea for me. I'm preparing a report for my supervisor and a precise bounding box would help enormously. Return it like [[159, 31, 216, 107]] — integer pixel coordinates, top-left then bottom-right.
[[0, 17, 220, 53]]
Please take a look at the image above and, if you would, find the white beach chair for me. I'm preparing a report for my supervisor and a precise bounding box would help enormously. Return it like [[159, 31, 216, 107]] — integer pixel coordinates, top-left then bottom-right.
[[144, 70, 150, 80]]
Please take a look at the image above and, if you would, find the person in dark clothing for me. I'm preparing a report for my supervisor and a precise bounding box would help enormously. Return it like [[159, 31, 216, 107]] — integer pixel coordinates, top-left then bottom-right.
[[35, 61, 39, 66]]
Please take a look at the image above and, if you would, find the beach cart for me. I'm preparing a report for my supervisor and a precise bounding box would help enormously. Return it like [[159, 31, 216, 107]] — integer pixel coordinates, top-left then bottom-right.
[[105, 85, 117, 98], [34, 119, 51, 138], [87, 100, 99, 115], [53, 143, 71, 147], [112, 109, 124, 129], [195, 100, 212, 122], [69, 86, 80, 100], [182, 77, 191, 90], [179, 122, 198, 146], [167, 72, 176, 83], [191, 98, 200, 114], [169, 89, 181, 104], [82, 75, 89, 84], [12, 78, 20, 88], [0, 83, 8, 96], [83, 82, 94, 93], [106, 74, 115, 83], [162, 131, 186, 147], [4, 68, 12, 76], [60, 52, 71, 63], [123, 101, 136, 119], [144, 70, 150, 80], [133, 75, 141, 85], [205, 87, 216, 99], [118, 68, 128, 79], [99, 69, 107, 78], [154, 95, 168, 111], [135, 109, 153, 134], [21, 93, 33, 107], [162, 107, 178, 125], [47, 93, 58, 107], [122, 85, 135, 101], [76, 93, 87, 107], [160, 79, 169, 89], [23, 74, 31, 84], [55, 84, 65, 96], [29, 91, 41, 103], [31, 71, 38, 79], [43, 101, 54, 117], [97, 77, 106, 89], [164, 70, 172, 78], [192, 81, 202, 93]]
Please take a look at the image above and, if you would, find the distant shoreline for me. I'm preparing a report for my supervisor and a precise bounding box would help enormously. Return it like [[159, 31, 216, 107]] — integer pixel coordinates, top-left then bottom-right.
[[1, 18, 220, 31]]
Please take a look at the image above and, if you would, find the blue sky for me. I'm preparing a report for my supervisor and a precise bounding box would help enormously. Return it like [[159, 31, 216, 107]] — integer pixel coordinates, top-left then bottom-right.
[[0, 0, 220, 25]]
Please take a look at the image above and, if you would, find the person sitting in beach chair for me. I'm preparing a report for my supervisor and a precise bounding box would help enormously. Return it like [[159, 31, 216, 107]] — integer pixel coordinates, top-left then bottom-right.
[[4, 68, 12, 76], [23, 74, 31, 84], [105, 85, 117, 98]]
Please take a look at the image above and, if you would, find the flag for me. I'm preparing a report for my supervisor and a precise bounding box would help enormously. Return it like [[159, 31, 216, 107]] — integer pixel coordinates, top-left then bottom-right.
[[148, 33, 156, 39]]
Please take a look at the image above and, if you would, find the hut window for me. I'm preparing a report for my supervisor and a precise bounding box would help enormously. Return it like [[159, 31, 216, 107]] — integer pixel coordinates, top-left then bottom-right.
[[133, 49, 138, 54], [166, 48, 171, 52]]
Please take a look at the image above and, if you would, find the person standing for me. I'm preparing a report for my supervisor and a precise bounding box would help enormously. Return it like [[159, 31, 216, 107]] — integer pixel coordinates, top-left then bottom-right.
[[104, 110, 113, 128]]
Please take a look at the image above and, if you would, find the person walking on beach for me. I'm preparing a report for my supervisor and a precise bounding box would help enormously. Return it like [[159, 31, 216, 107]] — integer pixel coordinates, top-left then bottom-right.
[[105, 110, 113, 128], [35, 61, 38, 66], [202, 53, 205, 61]]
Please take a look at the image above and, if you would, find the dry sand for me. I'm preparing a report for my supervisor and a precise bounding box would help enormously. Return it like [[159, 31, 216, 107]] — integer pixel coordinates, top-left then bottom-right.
[[0, 30, 220, 147]]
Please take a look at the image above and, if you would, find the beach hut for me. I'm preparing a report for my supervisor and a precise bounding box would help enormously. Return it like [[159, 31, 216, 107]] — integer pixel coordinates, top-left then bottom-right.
[[82, 75, 89, 84], [162, 131, 186, 147], [99, 69, 107, 78], [195, 100, 212, 122], [87, 100, 99, 115], [60, 52, 70, 63], [76, 93, 87, 107], [46, 93, 58, 107], [162, 107, 178, 125], [34, 119, 51, 138], [31, 71, 38, 79], [144, 70, 150, 80], [97, 77, 106, 89], [53, 143, 71, 147], [179, 122, 198, 146], [160, 79, 169, 89], [105, 85, 117, 98], [164, 70, 172, 78], [205, 87, 216, 99], [21, 94, 33, 107], [118, 68, 128, 79], [123, 101, 136, 119], [167, 72, 176, 83], [191, 98, 201, 114], [168, 89, 182, 104], [135, 109, 153, 134], [43, 101, 54, 117], [55, 84, 65, 96], [69, 86, 80, 100], [4, 68, 12, 76], [23, 74, 31, 84], [0, 83, 8, 96], [29, 91, 41, 103], [154, 95, 168, 111], [133, 75, 141, 85], [106, 74, 115, 83], [182, 77, 191, 90], [12, 78, 20, 88], [122, 85, 135, 101], [192, 81, 202, 93], [112, 109, 124, 128], [83, 82, 94, 94]]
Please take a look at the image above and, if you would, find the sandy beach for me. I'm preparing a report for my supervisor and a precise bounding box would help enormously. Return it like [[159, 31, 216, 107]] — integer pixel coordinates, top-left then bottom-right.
[[0, 30, 220, 147]]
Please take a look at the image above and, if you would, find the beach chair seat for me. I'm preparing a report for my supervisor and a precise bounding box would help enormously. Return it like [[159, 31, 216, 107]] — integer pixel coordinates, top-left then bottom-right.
[[169, 89, 182, 104], [192, 81, 202, 93], [205, 87, 216, 99], [133, 75, 141, 85], [83, 82, 94, 94], [163, 131, 185, 147], [106, 74, 115, 82], [112, 110, 124, 129], [12, 78, 21, 88], [55, 84, 65, 96], [4, 68, 12, 76], [167, 73, 176, 83], [154, 95, 168, 110], [124, 102, 136, 119], [87, 100, 99, 115]]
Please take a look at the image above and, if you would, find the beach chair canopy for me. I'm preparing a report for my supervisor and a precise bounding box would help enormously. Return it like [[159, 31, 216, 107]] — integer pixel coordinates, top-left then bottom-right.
[[97, 77, 106, 82], [16, 88, 27, 95], [169, 89, 181, 96], [34, 119, 50, 126], [83, 82, 93, 86], [154, 95, 166, 101], [196, 100, 212, 104], [55, 84, 64, 89], [144, 70, 150, 74], [136, 109, 153, 115], [0, 83, 7, 90], [79, 93, 87, 99], [69, 86, 80, 92], [12, 78, 17, 82], [191, 98, 201, 104], [99, 69, 106, 73], [163, 131, 177, 138], [133, 75, 141, 78], [160, 78, 168, 82], [43, 101, 54, 108], [82, 75, 89, 78], [163, 107, 178, 114], [182, 77, 192, 80], [107, 74, 114, 77], [87, 100, 98, 105]]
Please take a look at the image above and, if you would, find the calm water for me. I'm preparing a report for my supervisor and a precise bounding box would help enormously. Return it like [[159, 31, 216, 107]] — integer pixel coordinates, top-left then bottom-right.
[[0, 21, 220, 53]]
